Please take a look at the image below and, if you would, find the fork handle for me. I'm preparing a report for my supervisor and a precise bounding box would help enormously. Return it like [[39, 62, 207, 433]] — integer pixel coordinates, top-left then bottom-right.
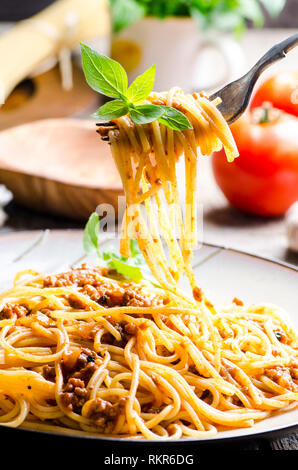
[[252, 33, 298, 77], [209, 33, 298, 124]]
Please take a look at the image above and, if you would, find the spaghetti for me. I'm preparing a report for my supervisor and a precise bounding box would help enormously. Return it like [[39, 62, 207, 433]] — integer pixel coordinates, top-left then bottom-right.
[[97, 89, 238, 296], [0, 91, 297, 439]]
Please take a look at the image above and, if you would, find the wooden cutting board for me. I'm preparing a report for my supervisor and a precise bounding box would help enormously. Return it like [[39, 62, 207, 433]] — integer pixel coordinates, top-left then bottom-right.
[[0, 64, 99, 131], [0, 118, 122, 221]]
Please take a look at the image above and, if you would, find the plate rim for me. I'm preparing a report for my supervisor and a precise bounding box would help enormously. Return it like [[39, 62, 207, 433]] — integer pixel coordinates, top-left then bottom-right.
[[0, 228, 297, 273]]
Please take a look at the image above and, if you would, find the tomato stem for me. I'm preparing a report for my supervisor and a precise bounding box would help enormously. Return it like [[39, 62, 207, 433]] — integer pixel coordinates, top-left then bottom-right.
[[253, 102, 281, 124], [261, 104, 270, 123]]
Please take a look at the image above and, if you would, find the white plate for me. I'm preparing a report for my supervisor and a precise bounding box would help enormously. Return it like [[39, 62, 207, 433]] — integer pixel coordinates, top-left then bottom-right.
[[0, 229, 297, 442]]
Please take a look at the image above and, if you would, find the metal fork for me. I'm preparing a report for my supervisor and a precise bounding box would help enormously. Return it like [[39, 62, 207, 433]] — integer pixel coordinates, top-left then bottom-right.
[[210, 33, 298, 124], [96, 33, 298, 139]]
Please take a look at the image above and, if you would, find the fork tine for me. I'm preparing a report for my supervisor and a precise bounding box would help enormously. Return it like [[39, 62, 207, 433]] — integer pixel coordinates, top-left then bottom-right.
[[95, 121, 115, 127], [96, 117, 118, 143]]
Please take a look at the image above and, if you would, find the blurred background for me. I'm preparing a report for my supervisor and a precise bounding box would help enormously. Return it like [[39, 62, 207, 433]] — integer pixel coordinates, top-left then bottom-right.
[[0, 0, 298, 265]]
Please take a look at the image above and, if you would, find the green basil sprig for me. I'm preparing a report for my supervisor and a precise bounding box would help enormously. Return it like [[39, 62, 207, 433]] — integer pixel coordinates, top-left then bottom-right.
[[82, 212, 101, 259], [81, 43, 192, 131], [83, 212, 159, 286]]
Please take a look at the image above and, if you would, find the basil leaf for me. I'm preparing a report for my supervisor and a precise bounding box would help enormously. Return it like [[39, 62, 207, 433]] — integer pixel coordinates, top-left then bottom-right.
[[83, 212, 100, 256], [127, 65, 155, 104], [92, 100, 129, 120], [130, 239, 141, 257], [158, 106, 192, 131], [81, 43, 127, 99], [102, 249, 142, 281], [102, 240, 159, 285], [129, 104, 165, 125], [107, 257, 143, 282]]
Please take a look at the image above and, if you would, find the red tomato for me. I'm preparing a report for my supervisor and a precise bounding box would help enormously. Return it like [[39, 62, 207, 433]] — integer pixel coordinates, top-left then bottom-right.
[[251, 70, 298, 117], [212, 105, 298, 217]]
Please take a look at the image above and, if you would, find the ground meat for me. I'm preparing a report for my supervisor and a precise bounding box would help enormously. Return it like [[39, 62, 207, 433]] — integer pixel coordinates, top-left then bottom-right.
[[43, 365, 56, 382], [189, 365, 199, 375], [18, 311, 56, 328], [273, 328, 288, 344], [82, 283, 161, 308], [265, 366, 298, 392], [83, 397, 126, 431], [67, 294, 91, 310], [62, 348, 98, 381], [156, 345, 172, 357], [142, 404, 164, 414], [102, 320, 137, 347], [122, 321, 138, 336], [105, 289, 125, 307], [0, 303, 29, 319], [43, 265, 108, 288], [289, 359, 298, 381], [73, 283, 122, 308], [121, 289, 159, 307], [193, 287, 203, 302], [60, 348, 100, 413], [200, 390, 212, 402], [232, 396, 243, 407], [76, 323, 102, 340], [82, 284, 102, 302], [291, 367, 298, 381], [44, 265, 166, 310], [61, 378, 88, 413]]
